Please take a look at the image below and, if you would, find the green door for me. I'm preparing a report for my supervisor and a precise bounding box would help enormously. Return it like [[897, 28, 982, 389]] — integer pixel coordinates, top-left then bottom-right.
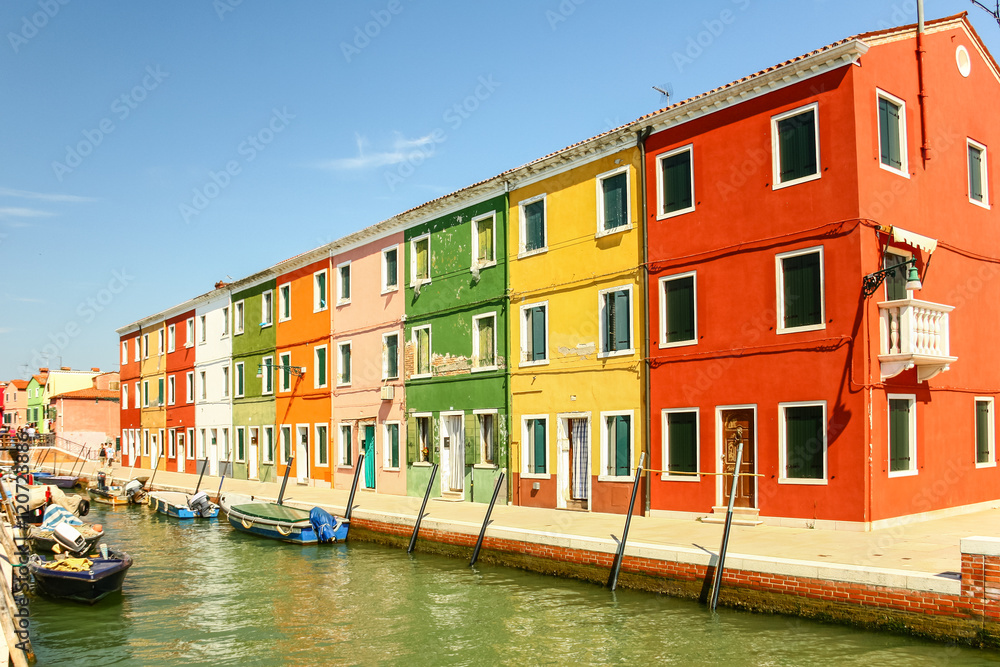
[[364, 425, 375, 489]]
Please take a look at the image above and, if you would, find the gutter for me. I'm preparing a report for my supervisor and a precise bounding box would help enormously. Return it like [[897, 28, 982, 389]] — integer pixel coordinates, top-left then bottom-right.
[[636, 127, 652, 515]]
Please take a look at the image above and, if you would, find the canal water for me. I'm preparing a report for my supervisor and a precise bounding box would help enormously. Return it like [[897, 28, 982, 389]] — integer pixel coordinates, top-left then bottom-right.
[[27, 502, 1000, 666]]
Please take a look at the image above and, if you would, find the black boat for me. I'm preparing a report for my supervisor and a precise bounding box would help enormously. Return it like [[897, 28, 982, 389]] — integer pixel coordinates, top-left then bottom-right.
[[28, 550, 133, 604]]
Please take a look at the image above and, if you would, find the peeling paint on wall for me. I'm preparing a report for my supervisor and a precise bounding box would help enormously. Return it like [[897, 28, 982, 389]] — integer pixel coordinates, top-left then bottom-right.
[[558, 342, 596, 357]]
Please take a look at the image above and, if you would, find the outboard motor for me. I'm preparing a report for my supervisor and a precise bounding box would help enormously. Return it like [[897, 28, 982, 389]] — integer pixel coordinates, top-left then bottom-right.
[[187, 491, 213, 517], [96, 471, 107, 491], [52, 523, 88, 555], [123, 479, 144, 502]]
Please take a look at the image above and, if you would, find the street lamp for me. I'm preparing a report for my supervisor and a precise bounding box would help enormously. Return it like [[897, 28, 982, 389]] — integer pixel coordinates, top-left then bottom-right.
[[862, 258, 922, 298]]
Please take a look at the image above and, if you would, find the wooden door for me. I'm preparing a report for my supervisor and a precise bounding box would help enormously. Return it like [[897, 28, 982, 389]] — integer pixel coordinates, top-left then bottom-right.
[[721, 409, 755, 508]]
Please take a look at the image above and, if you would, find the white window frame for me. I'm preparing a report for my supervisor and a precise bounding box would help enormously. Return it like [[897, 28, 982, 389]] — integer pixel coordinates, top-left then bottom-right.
[[261, 290, 273, 328], [278, 283, 291, 322], [315, 423, 329, 468], [383, 421, 402, 470], [314, 344, 328, 389], [597, 284, 634, 359], [472, 312, 498, 371], [167, 375, 176, 406], [410, 234, 431, 287], [168, 428, 177, 458], [235, 361, 245, 398], [315, 268, 330, 312], [519, 300, 549, 367], [338, 423, 353, 468], [661, 408, 700, 482], [382, 332, 400, 380], [887, 393, 917, 478], [658, 271, 697, 349], [521, 414, 550, 479], [975, 396, 996, 468], [122, 340, 128, 364], [335, 263, 349, 306], [143, 429, 150, 456], [133, 337, 140, 362], [655, 144, 695, 220], [473, 409, 498, 468], [775, 245, 826, 335], [142, 333, 149, 359], [143, 380, 149, 408], [471, 210, 497, 268], [876, 89, 909, 178], [599, 409, 635, 482], [157, 330, 164, 355], [235, 427, 246, 463], [185, 318, 194, 347], [221, 307, 229, 338], [262, 425, 275, 464], [122, 384, 128, 409], [222, 365, 230, 398], [234, 300, 245, 335], [185, 428, 195, 460], [199, 315, 207, 343], [186, 372, 194, 403], [199, 371, 207, 400], [167, 324, 176, 353], [411, 325, 432, 379], [279, 425, 291, 465], [261, 356, 274, 395], [596, 165, 632, 236], [771, 102, 821, 190], [337, 341, 352, 386], [968, 137, 990, 209], [381, 245, 399, 294], [778, 400, 828, 485], [517, 193, 547, 258], [279, 352, 292, 392]]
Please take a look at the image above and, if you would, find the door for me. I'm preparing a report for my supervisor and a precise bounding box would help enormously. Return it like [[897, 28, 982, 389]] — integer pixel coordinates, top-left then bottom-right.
[[151, 432, 160, 471], [208, 429, 218, 476], [249, 428, 259, 480], [363, 425, 375, 489], [721, 408, 755, 508], [177, 433, 185, 474], [441, 415, 464, 494], [569, 418, 589, 505], [296, 426, 309, 483]]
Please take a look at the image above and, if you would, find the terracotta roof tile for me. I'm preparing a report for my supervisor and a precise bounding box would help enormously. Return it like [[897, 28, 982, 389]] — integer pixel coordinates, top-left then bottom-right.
[[54, 388, 119, 400]]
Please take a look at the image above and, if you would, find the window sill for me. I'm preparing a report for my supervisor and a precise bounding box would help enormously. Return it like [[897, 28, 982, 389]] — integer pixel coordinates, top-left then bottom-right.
[[471, 365, 498, 373], [888, 469, 918, 478], [412, 461, 433, 467], [410, 373, 433, 380], [314, 463, 329, 468], [660, 338, 697, 349], [337, 465, 353, 470], [518, 360, 549, 368], [970, 198, 991, 210], [595, 224, 633, 239], [660, 473, 700, 482], [778, 477, 828, 485], [315, 306, 330, 313], [383, 466, 401, 472], [776, 323, 826, 335], [597, 349, 634, 359], [879, 162, 910, 179], [382, 375, 400, 382], [259, 323, 273, 329], [656, 206, 695, 222], [380, 286, 399, 295], [410, 279, 432, 289], [334, 301, 348, 309], [598, 474, 634, 482], [772, 172, 821, 191], [976, 461, 997, 469], [521, 472, 550, 480], [473, 260, 497, 271], [474, 463, 498, 470], [517, 248, 548, 260]]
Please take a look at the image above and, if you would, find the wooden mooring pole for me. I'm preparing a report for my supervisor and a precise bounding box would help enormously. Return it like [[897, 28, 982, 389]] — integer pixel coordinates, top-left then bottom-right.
[[607, 452, 645, 592], [709, 439, 744, 612], [469, 471, 505, 567], [407, 464, 438, 554], [344, 452, 365, 522]]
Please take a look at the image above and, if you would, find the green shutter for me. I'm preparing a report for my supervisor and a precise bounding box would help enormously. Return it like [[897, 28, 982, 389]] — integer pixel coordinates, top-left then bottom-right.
[[885, 255, 908, 301], [341, 345, 351, 384], [465, 413, 478, 465], [665, 276, 695, 342], [782, 252, 821, 328], [878, 97, 902, 170], [387, 335, 398, 378], [478, 220, 493, 262], [238, 429, 245, 461], [386, 249, 398, 287], [661, 151, 692, 214], [778, 110, 817, 182], [525, 201, 545, 251], [157, 379, 164, 404], [317, 347, 326, 386], [785, 405, 824, 479], [889, 399, 910, 472], [667, 412, 697, 474], [532, 419, 546, 474], [318, 273, 327, 308], [970, 145, 984, 202], [603, 172, 627, 229], [416, 239, 429, 280], [478, 317, 494, 366], [530, 307, 546, 361], [614, 290, 630, 351], [406, 417, 417, 464], [416, 329, 430, 375], [612, 416, 630, 476], [976, 401, 991, 464]]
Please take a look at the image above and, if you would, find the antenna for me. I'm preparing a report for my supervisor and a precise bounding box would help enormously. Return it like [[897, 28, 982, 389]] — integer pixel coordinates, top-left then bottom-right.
[[652, 83, 673, 106]]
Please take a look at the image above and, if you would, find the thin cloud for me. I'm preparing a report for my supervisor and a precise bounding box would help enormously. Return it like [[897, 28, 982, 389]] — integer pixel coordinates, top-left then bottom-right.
[[316, 133, 438, 170], [0, 187, 96, 203], [0, 207, 55, 218]]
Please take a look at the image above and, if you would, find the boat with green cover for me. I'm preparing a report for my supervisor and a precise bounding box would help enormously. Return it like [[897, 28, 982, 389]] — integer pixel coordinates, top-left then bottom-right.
[[220, 493, 348, 544]]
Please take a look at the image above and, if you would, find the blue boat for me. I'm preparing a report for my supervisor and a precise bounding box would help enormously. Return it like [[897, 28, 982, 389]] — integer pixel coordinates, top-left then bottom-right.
[[28, 549, 133, 604], [219, 493, 348, 544], [148, 491, 219, 519]]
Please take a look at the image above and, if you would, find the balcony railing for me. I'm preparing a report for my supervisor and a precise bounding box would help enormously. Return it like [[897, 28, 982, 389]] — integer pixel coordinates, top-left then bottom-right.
[[878, 298, 957, 382]]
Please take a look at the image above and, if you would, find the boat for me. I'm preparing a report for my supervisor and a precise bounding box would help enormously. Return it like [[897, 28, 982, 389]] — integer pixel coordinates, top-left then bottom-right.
[[28, 505, 105, 555], [28, 549, 133, 604], [148, 490, 219, 519], [30, 472, 82, 489], [2, 481, 90, 524], [220, 493, 348, 544], [87, 470, 147, 506]]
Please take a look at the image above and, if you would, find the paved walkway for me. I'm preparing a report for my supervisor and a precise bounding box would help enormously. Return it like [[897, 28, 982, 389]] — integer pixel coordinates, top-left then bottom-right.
[[59, 460, 1000, 592]]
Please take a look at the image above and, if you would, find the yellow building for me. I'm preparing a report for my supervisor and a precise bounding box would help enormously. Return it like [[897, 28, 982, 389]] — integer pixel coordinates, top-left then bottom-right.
[[508, 132, 646, 515], [139, 321, 167, 469]]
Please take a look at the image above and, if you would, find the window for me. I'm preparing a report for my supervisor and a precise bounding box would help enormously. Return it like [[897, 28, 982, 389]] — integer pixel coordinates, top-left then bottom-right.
[[143, 381, 149, 407], [262, 356, 274, 394], [776, 247, 824, 333], [339, 424, 353, 466], [601, 412, 632, 479], [143, 430, 150, 456], [122, 384, 128, 408], [279, 284, 291, 322], [659, 272, 696, 347], [157, 330, 163, 355], [411, 235, 430, 285], [521, 302, 548, 365], [383, 333, 399, 380], [143, 333, 149, 359], [235, 362, 245, 398], [877, 90, 907, 175], [222, 307, 229, 337], [523, 416, 548, 475], [472, 313, 496, 369], [336, 264, 349, 305], [598, 167, 629, 232], [772, 103, 820, 188], [134, 338, 140, 362], [519, 195, 546, 255], [263, 426, 275, 464], [167, 325, 176, 352], [197, 315, 205, 343], [186, 428, 195, 459], [415, 416, 431, 463], [186, 318, 194, 346], [780, 402, 827, 483], [382, 246, 398, 292], [888, 395, 916, 476], [316, 424, 329, 467], [279, 352, 292, 391], [599, 286, 632, 356], [883, 251, 911, 301], [186, 372, 194, 403], [383, 422, 400, 469], [236, 428, 245, 462], [234, 301, 244, 335], [472, 212, 496, 267], [222, 366, 230, 398], [337, 342, 352, 385], [156, 378, 163, 406], [976, 398, 995, 467], [477, 412, 496, 465], [413, 326, 431, 377], [280, 426, 291, 465], [315, 345, 327, 388], [169, 429, 177, 458], [656, 145, 694, 218], [122, 340, 128, 364], [969, 139, 989, 207], [663, 409, 698, 480], [261, 290, 273, 327], [200, 371, 207, 400], [167, 375, 176, 405], [312, 270, 327, 312]]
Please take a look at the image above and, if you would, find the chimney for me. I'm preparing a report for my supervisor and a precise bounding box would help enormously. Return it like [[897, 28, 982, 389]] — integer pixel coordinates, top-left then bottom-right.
[[61, 366, 71, 371], [215, 280, 229, 290], [39, 367, 49, 373], [91, 367, 100, 372]]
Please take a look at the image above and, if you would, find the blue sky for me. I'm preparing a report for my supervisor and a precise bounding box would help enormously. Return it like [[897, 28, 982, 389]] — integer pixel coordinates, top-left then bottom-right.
[[0, 0, 995, 381]]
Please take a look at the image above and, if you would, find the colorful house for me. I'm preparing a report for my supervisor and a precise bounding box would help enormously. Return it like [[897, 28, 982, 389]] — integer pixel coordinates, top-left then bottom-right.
[[403, 183, 510, 503], [330, 222, 407, 496], [4, 380, 29, 428], [49, 372, 120, 452], [118, 330, 142, 464], [165, 307, 197, 473], [194, 289, 233, 476], [137, 322, 168, 470], [25, 373, 47, 429], [42, 367, 105, 436]]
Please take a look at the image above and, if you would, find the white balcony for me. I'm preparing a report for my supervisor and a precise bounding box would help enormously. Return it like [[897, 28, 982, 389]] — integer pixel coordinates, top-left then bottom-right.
[[878, 299, 957, 382]]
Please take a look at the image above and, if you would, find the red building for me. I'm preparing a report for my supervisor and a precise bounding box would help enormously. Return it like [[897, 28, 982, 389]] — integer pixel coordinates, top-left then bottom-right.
[[119, 331, 142, 465], [165, 308, 197, 473], [643, 14, 999, 529]]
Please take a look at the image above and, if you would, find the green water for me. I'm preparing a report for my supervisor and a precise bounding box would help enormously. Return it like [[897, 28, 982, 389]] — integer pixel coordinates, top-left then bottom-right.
[[26, 503, 1000, 666]]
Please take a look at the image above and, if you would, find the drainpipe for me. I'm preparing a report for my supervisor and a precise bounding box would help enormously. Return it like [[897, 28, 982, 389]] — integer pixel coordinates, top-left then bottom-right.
[[502, 179, 513, 505], [916, 0, 930, 165], [636, 126, 652, 514]]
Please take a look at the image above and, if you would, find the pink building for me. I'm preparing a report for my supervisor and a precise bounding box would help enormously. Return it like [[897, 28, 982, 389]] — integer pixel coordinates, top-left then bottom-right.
[[51, 372, 121, 453]]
